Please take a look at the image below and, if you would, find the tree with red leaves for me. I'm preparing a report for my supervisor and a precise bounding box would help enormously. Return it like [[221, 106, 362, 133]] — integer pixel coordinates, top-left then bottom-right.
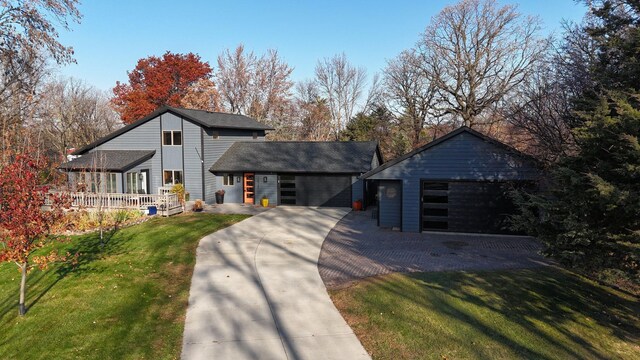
[[0, 153, 71, 315], [111, 52, 213, 124]]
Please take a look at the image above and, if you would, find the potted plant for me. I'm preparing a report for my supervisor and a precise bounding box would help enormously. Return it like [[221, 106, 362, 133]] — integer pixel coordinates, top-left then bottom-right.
[[215, 189, 225, 204], [260, 195, 269, 207], [192, 199, 204, 212]]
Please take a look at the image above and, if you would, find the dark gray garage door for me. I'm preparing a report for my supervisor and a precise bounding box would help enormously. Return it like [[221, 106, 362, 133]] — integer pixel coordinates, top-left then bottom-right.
[[278, 174, 351, 207], [421, 181, 521, 234]]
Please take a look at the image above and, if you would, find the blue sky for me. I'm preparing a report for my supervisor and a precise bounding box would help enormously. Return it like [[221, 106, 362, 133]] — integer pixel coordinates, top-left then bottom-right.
[[57, 0, 587, 92]]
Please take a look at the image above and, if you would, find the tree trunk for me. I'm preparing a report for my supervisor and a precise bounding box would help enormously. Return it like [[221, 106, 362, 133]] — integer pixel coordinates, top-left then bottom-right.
[[19, 262, 27, 316]]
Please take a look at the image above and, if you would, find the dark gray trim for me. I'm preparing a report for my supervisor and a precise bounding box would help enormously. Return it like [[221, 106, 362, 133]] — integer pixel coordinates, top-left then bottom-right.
[[361, 126, 539, 179], [121, 173, 125, 192], [58, 150, 156, 172], [159, 114, 164, 184], [181, 117, 185, 190], [200, 127, 205, 202]]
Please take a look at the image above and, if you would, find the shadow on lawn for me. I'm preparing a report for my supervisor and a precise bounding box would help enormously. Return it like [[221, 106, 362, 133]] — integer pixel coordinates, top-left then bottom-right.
[[373, 268, 639, 359], [0, 225, 132, 318]]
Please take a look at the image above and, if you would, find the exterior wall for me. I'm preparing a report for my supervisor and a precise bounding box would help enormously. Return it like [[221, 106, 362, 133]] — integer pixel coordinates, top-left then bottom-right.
[[255, 173, 278, 204], [93, 118, 163, 193], [378, 180, 402, 228], [160, 113, 183, 180], [368, 132, 540, 232], [204, 129, 264, 204], [371, 153, 380, 170], [351, 176, 363, 203], [183, 121, 203, 200], [218, 173, 243, 203]]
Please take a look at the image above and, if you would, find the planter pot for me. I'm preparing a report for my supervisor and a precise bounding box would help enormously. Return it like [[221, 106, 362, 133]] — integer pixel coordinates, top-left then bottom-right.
[[261, 198, 269, 207], [215, 193, 225, 204]]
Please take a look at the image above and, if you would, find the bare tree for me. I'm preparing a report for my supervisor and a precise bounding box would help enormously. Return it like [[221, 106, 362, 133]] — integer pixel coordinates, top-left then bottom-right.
[[0, 0, 80, 153], [294, 80, 333, 141], [215, 45, 295, 136], [33, 77, 121, 158], [314, 53, 367, 139], [216, 44, 255, 114], [384, 49, 438, 146], [417, 0, 547, 128], [181, 78, 223, 112]]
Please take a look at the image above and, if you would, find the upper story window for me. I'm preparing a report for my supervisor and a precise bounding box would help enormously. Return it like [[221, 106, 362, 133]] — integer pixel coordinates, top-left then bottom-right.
[[162, 130, 182, 146]]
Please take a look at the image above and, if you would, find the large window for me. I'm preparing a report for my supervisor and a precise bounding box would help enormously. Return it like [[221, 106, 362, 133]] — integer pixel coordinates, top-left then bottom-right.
[[106, 173, 117, 193], [126, 172, 139, 194], [222, 174, 234, 186], [162, 130, 182, 146], [163, 170, 183, 186]]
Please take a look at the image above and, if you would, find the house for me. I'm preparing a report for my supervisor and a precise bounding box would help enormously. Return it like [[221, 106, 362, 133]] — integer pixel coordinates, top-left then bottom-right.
[[59, 106, 382, 207], [362, 127, 540, 234]]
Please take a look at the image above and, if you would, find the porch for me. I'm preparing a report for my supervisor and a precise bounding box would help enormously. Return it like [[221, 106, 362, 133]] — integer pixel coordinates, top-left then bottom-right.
[[45, 191, 183, 216]]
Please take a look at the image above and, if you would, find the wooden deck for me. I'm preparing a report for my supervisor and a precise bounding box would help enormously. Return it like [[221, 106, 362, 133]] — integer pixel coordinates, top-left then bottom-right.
[[45, 192, 183, 216]]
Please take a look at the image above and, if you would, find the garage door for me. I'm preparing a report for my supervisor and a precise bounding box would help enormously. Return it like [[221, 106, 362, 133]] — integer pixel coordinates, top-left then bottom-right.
[[278, 174, 351, 207], [421, 181, 521, 234]]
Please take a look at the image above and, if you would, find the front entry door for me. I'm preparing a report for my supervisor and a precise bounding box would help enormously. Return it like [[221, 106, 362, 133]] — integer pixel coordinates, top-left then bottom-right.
[[243, 173, 255, 204]]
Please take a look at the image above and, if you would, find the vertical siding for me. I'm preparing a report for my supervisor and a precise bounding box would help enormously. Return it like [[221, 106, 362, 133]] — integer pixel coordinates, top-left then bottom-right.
[[379, 180, 402, 228], [94, 118, 162, 193], [203, 128, 263, 204], [255, 173, 278, 204], [218, 173, 243, 203], [368, 132, 540, 232], [160, 114, 183, 179], [183, 121, 203, 200]]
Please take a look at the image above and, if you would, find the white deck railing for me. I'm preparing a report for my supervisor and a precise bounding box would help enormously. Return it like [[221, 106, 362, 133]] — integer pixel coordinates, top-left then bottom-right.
[[45, 191, 183, 216]]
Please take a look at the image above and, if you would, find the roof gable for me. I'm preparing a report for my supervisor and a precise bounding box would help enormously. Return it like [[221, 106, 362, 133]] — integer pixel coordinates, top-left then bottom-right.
[[210, 141, 380, 174], [73, 106, 272, 155], [362, 126, 537, 179]]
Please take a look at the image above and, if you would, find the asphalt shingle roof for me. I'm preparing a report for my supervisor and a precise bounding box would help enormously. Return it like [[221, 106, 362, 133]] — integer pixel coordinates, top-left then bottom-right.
[[210, 141, 379, 174], [74, 106, 272, 155], [58, 150, 155, 172]]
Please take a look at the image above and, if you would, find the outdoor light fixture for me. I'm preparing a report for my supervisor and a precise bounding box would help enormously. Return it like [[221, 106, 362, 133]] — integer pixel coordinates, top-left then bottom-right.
[[237, 176, 241, 182], [263, 176, 268, 183]]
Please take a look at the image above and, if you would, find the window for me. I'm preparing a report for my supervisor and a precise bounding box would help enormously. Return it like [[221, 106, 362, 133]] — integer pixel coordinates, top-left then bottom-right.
[[126, 172, 139, 193], [162, 130, 182, 145], [163, 170, 183, 186], [252, 131, 258, 139], [89, 173, 99, 193], [106, 173, 117, 193], [212, 130, 219, 139], [222, 174, 234, 186]]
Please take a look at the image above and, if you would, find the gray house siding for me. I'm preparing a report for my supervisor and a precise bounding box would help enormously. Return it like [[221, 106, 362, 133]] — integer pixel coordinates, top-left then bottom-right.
[[351, 176, 363, 204], [124, 158, 153, 193], [160, 113, 183, 180], [93, 118, 163, 193], [183, 120, 203, 200], [378, 180, 402, 228], [368, 132, 539, 232], [203, 129, 264, 204], [255, 173, 278, 204]]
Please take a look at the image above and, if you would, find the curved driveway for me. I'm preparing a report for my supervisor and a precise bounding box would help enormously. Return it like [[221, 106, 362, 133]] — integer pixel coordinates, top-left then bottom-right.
[[181, 207, 369, 360]]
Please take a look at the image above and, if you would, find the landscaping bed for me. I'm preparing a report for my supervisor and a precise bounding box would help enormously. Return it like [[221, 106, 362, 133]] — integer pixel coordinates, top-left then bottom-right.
[[331, 267, 640, 360], [0, 213, 249, 359]]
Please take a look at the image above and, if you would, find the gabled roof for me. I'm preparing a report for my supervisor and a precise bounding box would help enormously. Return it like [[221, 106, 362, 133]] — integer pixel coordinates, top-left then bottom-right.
[[210, 141, 380, 174], [58, 150, 155, 172], [73, 106, 273, 155], [361, 126, 537, 178]]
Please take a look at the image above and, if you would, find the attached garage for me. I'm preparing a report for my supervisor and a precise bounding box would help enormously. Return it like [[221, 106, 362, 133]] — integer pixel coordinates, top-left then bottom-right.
[[210, 141, 382, 207], [364, 127, 540, 234], [278, 174, 351, 206]]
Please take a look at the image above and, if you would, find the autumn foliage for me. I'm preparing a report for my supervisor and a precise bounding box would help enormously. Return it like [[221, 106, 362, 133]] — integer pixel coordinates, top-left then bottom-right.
[[0, 152, 71, 315], [111, 52, 213, 124]]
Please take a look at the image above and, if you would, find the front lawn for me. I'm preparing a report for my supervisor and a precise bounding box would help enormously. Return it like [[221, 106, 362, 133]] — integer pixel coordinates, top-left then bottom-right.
[[0, 213, 249, 359], [331, 267, 640, 360]]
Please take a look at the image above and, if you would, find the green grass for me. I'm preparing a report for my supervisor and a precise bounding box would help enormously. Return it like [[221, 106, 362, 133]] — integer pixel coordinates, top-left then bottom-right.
[[331, 267, 640, 360], [0, 213, 249, 360]]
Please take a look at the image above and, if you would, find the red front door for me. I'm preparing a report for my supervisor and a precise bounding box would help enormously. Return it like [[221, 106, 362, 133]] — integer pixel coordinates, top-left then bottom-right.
[[243, 173, 255, 204]]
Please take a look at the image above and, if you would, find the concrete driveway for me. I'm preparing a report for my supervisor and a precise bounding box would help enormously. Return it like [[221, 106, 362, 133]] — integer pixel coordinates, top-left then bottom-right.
[[319, 210, 549, 289], [181, 207, 370, 360]]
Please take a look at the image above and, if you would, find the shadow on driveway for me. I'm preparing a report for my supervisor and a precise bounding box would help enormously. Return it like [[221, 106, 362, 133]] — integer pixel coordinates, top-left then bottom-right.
[[318, 209, 550, 289]]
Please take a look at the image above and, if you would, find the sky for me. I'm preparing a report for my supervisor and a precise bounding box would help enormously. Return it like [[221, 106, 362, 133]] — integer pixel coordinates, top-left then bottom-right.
[[57, 0, 588, 92]]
